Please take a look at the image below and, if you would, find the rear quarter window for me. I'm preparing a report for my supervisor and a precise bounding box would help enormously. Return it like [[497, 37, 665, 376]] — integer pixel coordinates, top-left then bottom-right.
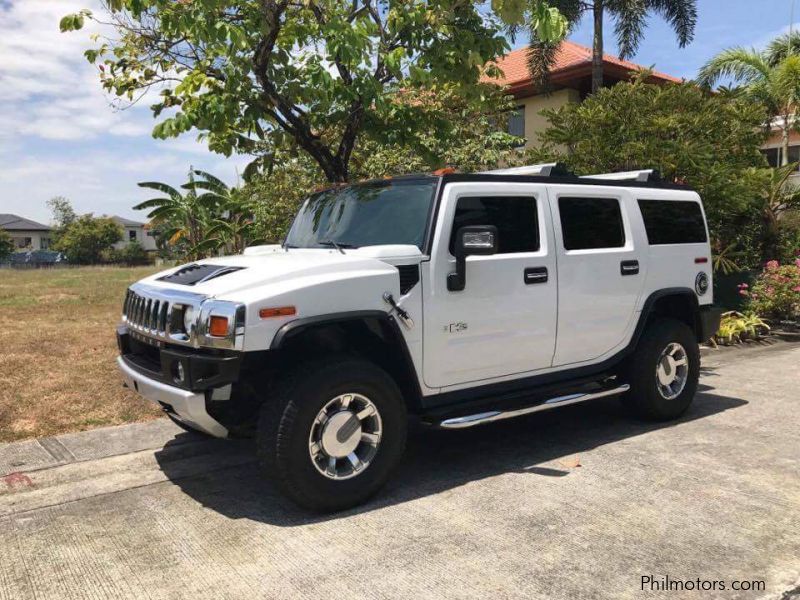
[[638, 200, 707, 245]]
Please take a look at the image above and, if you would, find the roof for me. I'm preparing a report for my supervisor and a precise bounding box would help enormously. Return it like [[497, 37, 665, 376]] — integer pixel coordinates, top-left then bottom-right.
[[112, 215, 145, 227], [0, 214, 51, 232], [483, 40, 682, 94]]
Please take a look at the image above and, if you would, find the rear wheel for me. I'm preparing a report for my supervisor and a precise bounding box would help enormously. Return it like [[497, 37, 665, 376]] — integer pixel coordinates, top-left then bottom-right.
[[622, 318, 700, 420], [257, 357, 407, 511]]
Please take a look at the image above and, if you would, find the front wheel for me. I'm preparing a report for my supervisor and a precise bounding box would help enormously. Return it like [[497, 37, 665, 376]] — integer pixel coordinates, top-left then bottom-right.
[[257, 357, 407, 511], [622, 318, 700, 421]]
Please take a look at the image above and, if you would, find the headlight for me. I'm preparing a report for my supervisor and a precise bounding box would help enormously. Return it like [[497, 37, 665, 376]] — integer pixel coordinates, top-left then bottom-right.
[[183, 305, 195, 332]]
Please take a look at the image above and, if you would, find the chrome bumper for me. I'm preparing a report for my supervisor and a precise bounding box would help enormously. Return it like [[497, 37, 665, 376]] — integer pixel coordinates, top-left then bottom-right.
[[117, 356, 228, 438]]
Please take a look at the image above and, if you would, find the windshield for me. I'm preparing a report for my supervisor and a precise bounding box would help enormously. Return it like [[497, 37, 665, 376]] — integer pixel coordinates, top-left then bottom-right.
[[284, 179, 437, 250]]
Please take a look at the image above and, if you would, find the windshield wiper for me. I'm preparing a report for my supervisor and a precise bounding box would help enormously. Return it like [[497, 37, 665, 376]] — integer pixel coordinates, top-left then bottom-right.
[[318, 240, 358, 254]]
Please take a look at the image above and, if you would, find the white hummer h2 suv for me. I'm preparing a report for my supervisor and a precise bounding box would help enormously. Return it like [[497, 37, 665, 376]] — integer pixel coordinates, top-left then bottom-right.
[[117, 163, 721, 511]]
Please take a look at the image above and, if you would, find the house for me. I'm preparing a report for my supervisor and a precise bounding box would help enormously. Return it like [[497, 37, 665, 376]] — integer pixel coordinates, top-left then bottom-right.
[[111, 216, 158, 252], [0, 214, 53, 250], [483, 40, 682, 148]]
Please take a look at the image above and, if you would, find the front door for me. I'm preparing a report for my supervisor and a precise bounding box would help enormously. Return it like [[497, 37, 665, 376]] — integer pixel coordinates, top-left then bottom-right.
[[422, 182, 558, 389]]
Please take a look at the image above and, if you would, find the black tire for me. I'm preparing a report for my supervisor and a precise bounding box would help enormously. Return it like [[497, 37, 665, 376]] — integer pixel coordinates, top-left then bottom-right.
[[621, 318, 700, 421], [257, 357, 407, 512]]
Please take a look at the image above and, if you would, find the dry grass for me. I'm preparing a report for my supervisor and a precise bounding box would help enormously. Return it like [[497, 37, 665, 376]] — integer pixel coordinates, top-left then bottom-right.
[[0, 267, 164, 443]]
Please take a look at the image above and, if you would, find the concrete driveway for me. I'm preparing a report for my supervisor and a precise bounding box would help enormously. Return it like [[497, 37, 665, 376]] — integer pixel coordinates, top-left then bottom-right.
[[1, 342, 798, 600]]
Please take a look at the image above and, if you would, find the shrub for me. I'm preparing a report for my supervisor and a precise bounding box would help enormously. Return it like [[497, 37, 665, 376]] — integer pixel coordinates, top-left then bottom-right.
[[744, 259, 800, 320], [714, 311, 770, 345], [0, 229, 14, 260]]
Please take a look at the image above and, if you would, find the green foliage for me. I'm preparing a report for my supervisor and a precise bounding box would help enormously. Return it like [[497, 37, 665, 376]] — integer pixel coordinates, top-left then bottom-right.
[[52, 215, 124, 265], [494, 0, 568, 40], [118, 241, 150, 266], [0, 229, 14, 261], [64, 0, 514, 182], [744, 260, 800, 320], [47, 196, 78, 245], [532, 76, 768, 245], [713, 311, 770, 346]]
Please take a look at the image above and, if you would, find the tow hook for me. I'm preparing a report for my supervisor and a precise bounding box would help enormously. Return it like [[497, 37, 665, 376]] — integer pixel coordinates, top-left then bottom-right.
[[383, 292, 414, 329]]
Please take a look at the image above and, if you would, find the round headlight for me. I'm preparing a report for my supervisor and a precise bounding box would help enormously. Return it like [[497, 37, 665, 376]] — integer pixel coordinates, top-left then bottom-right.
[[183, 305, 195, 332], [695, 272, 709, 296]]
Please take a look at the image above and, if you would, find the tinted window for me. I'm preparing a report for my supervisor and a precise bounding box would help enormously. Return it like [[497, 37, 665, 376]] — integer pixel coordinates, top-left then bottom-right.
[[761, 148, 779, 168], [285, 180, 436, 250], [638, 200, 707, 245], [558, 197, 625, 250], [449, 196, 539, 254]]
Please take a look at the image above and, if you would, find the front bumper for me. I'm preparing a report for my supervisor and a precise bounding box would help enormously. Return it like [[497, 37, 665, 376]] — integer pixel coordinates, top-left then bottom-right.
[[118, 356, 228, 437], [116, 325, 242, 437]]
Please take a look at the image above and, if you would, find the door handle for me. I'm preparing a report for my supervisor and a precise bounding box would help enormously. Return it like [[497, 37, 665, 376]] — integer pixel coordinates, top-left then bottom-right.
[[620, 260, 639, 276], [524, 267, 548, 284]]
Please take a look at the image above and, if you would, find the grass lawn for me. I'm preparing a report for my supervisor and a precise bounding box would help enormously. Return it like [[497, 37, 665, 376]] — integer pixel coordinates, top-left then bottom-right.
[[0, 266, 164, 443]]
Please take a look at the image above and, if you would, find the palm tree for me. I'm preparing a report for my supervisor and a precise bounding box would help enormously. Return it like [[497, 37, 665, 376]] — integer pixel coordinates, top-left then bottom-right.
[[186, 170, 264, 254], [134, 168, 218, 260], [525, 0, 697, 93], [698, 42, 800, 166]]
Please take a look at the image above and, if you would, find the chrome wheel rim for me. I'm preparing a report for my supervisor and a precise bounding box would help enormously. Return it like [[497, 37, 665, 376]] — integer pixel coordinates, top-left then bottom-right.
[[655, 342, 689, 400], [308, 393, 382, 480]]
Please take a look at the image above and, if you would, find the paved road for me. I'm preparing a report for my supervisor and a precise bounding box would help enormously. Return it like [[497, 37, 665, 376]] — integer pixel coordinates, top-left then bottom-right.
[[1, 343, 798, 600]]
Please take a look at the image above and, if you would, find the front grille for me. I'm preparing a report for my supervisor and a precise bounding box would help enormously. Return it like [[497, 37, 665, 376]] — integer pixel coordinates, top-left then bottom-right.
[[123, 289, 171, 335]]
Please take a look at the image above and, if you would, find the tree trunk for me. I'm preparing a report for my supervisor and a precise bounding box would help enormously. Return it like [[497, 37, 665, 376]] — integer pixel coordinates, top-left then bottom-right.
[[591, 0, 604, 94], [781, 122, 790, 166]]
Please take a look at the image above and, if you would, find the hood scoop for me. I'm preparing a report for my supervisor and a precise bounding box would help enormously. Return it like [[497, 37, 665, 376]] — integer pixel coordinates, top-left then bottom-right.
[[158, 264, 245, 286]]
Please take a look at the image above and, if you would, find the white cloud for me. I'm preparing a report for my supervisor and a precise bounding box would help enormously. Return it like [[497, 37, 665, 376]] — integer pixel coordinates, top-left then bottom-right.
[[0, 0, 250, 223]]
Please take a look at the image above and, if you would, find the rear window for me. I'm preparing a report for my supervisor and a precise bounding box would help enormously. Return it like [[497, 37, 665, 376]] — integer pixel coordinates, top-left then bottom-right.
[[558, 197, 625, 250], [638, 200, 707, 245]]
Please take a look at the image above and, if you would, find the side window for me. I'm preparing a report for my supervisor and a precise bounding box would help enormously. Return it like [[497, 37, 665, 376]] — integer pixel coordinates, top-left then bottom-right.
[[638, 200, 707, 244], [449, 196, 539, 255], [558, 196, 625, 250]]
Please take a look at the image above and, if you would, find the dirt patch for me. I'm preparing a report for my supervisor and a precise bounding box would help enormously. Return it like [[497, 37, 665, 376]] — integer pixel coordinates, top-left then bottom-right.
[[0, 266, 163, 443]]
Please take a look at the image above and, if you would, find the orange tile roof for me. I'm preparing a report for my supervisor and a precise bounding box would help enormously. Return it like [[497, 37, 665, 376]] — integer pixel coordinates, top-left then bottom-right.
[[483, 40, 682, 92]]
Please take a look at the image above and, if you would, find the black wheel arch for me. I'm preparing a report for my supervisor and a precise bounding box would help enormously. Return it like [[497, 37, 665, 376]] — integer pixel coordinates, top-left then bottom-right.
[[269, 311, 424, 413]]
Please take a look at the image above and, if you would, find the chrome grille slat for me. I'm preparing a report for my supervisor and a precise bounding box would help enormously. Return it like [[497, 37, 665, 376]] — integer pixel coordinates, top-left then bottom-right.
[[121, 284, 211, 347]]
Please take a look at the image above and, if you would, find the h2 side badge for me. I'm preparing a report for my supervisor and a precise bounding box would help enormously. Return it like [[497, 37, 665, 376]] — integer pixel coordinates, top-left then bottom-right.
[[444, 322, 468, 333]]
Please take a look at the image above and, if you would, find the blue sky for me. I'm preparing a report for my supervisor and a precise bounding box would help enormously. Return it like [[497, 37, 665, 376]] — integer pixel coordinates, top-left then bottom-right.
[[0, 0, 797, 224]]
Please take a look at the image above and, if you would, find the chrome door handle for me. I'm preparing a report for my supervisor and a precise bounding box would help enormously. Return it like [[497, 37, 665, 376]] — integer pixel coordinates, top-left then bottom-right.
[[524, 267, 548, 284]]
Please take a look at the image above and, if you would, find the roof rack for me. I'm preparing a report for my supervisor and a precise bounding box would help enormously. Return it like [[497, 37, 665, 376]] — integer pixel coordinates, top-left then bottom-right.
[[582, 169, 662, 182], [481, 162, 574, 177]]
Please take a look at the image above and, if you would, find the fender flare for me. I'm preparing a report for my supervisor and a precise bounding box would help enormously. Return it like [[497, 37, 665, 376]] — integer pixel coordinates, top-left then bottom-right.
[[269, 310, 424, 409]]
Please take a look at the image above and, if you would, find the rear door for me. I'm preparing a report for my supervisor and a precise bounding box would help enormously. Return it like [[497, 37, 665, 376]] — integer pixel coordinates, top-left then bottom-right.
[[550, 187, 647, 366], [422, 182, 557, 388]]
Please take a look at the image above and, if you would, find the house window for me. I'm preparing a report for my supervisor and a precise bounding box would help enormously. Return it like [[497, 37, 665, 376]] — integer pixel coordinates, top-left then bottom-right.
[[761, 148, 779, 168], [507, 106, 526, 144], [128, 229, 137, 242], [13, 236, 32, 249], [788, 145, 800, 165], [41, 238, 51, 250]]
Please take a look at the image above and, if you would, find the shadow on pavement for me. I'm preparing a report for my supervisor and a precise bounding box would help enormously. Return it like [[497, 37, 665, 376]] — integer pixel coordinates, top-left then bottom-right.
[[155, 384, 747, 526]]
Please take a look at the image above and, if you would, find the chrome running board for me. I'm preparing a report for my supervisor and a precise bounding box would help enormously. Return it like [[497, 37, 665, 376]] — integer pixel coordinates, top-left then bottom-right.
[[437, 384, 630, 429]]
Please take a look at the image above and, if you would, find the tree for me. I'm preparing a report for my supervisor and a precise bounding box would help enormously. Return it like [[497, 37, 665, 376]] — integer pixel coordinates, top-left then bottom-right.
[[47, 196, 77, 244], [135, 169, 218, 260], [525, 0, 696, 93], [698, 40, 800, 166], [0, 229, 14, 261], [531, 76, 768, 244], [187, 171, 264, 254], [62, 1, 519, 184], [747, 163, 800, 262], [52, 215, 123, 264]]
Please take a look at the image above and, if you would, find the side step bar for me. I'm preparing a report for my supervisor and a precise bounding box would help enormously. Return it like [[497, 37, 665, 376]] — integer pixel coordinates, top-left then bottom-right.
[[437, 384, 630, 429]]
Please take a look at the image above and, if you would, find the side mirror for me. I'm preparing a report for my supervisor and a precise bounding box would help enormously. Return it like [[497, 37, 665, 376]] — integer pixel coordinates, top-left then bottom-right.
[[447, 225, 498, 291]]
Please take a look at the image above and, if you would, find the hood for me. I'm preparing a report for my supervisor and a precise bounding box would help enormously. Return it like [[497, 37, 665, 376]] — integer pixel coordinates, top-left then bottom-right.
[[140, 245, 423, 300]]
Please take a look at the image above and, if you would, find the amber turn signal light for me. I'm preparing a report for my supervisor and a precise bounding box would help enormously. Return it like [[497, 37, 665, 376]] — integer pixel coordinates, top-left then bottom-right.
[[208, 316, 229, 337], [259, 306, 296, 319]]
